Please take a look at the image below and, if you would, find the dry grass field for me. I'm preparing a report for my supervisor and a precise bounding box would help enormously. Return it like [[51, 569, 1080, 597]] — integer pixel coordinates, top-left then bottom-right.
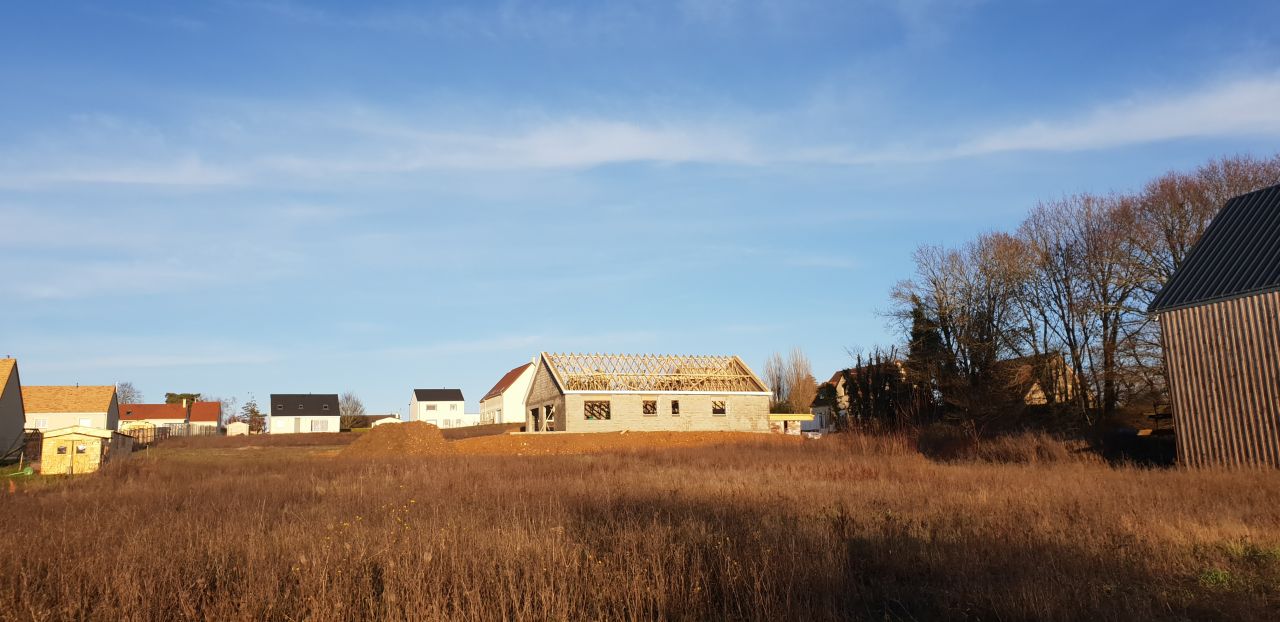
[[1, 430, 1277, 621]]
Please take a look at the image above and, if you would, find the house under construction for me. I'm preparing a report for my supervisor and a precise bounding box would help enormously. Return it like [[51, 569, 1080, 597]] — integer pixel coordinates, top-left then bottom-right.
[[524, 352, 772, 433]]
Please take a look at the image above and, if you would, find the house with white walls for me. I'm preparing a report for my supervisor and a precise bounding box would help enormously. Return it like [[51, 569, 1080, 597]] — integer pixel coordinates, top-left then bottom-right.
[[480, 362, 535, 425], [22, 385, 120, 431], [409, 389, 474, 427], [269, 394, 340, 433]]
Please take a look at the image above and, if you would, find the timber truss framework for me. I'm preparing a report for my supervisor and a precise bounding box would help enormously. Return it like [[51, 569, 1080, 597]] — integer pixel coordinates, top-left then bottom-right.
[[543, 352, 768, 393]]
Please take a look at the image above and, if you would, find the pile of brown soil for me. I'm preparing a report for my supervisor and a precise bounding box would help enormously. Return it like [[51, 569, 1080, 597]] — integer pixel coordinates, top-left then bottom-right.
[[339, 422, 453, 458]]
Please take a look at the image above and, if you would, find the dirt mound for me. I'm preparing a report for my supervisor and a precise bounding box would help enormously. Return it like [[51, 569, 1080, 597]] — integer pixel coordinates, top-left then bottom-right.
[[339, 422, 453, 458]]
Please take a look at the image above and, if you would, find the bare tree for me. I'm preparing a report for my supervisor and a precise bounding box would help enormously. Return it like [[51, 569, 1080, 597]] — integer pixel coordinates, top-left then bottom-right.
[[762, 348, 816, 413], [339, 391, 367, 429], [116, 382, 143, 404]]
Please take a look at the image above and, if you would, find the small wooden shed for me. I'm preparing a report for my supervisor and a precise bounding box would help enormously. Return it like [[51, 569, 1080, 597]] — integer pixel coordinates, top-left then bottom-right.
[[40, 426, 135, 475], [226, 421, 250, 436], [1150, 184, 1280, 468]]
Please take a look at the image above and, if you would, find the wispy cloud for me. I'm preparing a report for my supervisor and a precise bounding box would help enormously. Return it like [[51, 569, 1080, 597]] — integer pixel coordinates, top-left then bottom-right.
[[954, 76, 1280, 156]]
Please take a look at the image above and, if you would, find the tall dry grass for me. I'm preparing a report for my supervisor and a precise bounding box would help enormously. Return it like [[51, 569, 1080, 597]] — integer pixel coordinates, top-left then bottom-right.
[[0, 433, 1276, 621]]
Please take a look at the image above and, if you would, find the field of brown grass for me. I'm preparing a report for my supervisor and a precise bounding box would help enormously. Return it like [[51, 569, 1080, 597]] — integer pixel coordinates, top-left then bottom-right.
[[1, 431, 1277, 621]]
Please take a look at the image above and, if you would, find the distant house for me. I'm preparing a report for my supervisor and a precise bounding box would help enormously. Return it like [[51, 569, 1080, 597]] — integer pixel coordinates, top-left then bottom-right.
[[188, 401, 222, 433], [480, 362, 536, 425], [524, 352, 772, 433], [1149, 183, 1280, 468], [990, 353, 1077, 407], [226, 421, 250, 436], [22, 385, 119, 431], [40, 426, 134, 475], [0, 359, 26, 458], [119, 403, 187, 436], [410, 389, 467, 427], [371, 416, 401, 427], [269, 394, 340, 434]]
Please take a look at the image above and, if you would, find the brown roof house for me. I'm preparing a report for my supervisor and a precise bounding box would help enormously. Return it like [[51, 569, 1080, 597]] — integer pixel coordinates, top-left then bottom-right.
[[22, 385, 119, 432], [0, 359, 27, 458], [479, 362, 536, 425], [524, 352, 771, 433]]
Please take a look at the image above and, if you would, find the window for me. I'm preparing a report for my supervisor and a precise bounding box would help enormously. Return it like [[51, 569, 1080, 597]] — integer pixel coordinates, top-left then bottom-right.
[[425, 404, 437, 411], [311, 420, 329, 432], [671, 400, 680, 415], [454, 419, 462, 427], [712, 400, 727, 416], [75, 444, 87, 454], [450, 404, 458, 411], [78, 418, 92, 427], [322, 404, 330, 411], [642, 400, 657, 416], [544, 405, 556, 431], [297, 404, 304, 410], [584, 401, 611, 420], [34, 419, 47, 429], [276, 404, 283, 411], [56, 446, 67, 455]]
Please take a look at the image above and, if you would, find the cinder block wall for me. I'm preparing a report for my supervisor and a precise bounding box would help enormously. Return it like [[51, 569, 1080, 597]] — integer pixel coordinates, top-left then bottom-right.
[[561, 393, 769, 433]]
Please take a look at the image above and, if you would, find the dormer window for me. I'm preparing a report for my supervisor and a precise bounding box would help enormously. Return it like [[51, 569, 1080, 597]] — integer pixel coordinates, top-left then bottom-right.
[[276, 404, 283, 411], [322, 404, 330, 411], [297, 404, 303, 410]]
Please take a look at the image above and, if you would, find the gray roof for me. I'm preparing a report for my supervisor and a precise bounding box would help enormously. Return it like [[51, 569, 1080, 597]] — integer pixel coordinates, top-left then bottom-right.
[[414, 388, 464, 402], [1150, 184, 1280, 312], [269, 394, 339, 417]]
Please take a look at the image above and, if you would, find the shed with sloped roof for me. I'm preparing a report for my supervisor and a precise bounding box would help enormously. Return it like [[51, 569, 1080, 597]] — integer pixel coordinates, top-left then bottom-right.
[[1149, 183, 1280, 468]]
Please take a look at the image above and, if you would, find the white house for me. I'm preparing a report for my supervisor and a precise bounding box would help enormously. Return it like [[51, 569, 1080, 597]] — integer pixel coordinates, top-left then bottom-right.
[[22, 385, 120, 431], [371, 416, 401, 427], [409, 389, 466, 426], [0, 359, 26, 458], [480, 362, 536, 425], [269, 394, 340, 434], [118, 403, 187, 435]]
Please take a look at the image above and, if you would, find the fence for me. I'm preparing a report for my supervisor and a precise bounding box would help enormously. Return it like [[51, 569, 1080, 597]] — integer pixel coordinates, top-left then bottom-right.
[[118, 424, 221, 446]]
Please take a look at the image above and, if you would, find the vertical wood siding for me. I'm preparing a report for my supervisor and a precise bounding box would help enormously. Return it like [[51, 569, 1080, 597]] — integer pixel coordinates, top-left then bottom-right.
[[1160, 290, 1280, 468]]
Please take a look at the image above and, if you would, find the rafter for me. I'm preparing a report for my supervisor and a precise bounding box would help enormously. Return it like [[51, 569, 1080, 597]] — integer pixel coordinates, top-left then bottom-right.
[[543, 352, 767, 393]]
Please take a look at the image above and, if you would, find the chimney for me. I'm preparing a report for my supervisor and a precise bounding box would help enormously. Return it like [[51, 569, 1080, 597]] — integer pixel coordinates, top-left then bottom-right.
[[182, 398, 188, 409]]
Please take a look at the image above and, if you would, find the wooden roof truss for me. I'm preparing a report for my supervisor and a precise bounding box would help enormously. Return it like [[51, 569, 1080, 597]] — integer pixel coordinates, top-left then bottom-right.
[[543, 352, 768, 393]]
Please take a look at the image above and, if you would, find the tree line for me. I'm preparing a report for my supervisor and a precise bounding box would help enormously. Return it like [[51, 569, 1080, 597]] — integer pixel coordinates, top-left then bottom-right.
[[880, 154, 1280, 434]]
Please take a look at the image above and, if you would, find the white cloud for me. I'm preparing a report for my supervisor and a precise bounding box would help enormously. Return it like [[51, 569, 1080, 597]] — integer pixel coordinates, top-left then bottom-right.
[[955, 76, 1280, 156]]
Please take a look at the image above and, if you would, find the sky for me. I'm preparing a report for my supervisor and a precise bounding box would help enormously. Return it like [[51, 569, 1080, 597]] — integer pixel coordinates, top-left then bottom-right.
[[3, 0, 1279, 417]]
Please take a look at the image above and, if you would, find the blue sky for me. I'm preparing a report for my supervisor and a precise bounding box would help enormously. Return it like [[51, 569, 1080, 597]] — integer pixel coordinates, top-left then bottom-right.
[[3, 1, 1279, 417]]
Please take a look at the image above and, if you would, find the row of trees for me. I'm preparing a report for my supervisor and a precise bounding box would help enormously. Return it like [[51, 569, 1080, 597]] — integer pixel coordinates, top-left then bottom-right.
[[888, 154, 1280, 433]]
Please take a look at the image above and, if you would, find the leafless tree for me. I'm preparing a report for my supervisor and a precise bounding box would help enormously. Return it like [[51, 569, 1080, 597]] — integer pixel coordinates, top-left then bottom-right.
[[762, 348, 817, 413], [339, 391, 367, 429], [116, 382, 143, 405]]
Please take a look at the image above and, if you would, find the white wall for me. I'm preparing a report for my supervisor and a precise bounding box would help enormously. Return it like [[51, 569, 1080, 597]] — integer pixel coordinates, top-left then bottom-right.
[[483, 365, 535, 426], [419, 412, 482, 429], [408, 399, 465, 423], [269, 415, 341, 434], [26, 412, 113, 431]]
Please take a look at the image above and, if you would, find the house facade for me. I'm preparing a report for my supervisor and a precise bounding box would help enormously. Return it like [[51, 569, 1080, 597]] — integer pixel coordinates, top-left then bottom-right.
[[1150, 184, 1280, 468], [118, 403, 187, 435], [524, 352, 772, 433], [0, 359, 26, 458], [22, 385, 119, 431], [269, 394, 340, 434], [409, 389, 466, 426], [480, 362, 535, 425], [188, 401, 222, 433]]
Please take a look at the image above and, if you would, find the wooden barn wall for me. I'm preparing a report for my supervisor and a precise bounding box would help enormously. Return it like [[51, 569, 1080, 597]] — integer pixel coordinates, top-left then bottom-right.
[[1160, 290, 1280, 468]]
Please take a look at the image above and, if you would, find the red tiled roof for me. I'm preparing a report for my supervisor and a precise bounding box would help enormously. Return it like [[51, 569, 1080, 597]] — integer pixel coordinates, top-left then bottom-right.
[[120, 403, 185, 421], [189, 401, 221, 422], [482, 363, 534, 402]]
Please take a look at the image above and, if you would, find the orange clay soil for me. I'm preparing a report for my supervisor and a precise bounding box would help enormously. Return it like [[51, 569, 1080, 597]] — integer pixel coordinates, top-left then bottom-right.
[[450, 431, 803, 456], [339, 421, 453, 457]]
